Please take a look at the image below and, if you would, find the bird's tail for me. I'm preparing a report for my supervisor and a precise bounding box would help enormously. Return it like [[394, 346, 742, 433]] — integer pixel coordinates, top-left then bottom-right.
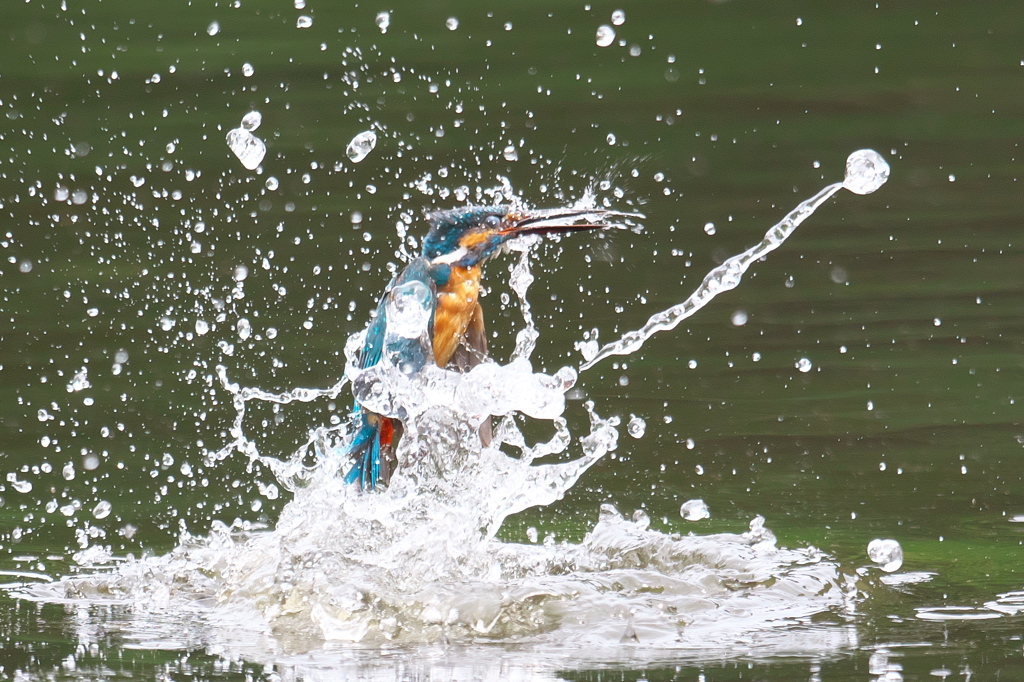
[[343, 410, 397, 489]]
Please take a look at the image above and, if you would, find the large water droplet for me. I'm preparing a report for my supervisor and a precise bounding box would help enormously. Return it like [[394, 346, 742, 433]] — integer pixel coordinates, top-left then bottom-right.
[[93, 500, 112, 520], [346, 130, 377, 163], [6, 473, 32, 494], [386, 281, 432, 339], [867, 538, 903, 572], [240, 111, 262, 131], [626, 414, 646, 438], [680, 499, 710, 521], [375, 11, 390, 33], [596, 25, 615, 48], [237, 318, 252, 342], [843, 149, 890, 195], [226, 128, 266, 170]]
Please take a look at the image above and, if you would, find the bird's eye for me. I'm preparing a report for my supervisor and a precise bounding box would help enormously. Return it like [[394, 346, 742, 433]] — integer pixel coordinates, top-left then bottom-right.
[[483, 215, 501, 229]]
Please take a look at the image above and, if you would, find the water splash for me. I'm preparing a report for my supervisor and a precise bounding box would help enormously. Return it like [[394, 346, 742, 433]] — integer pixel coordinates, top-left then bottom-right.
[[579, 149, 891, 370], [15, 188, 863, 664]]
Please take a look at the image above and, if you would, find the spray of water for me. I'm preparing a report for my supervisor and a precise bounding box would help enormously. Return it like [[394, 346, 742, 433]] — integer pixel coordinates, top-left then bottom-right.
[[579, 150, 890, 370], [13, 156, 891, 661]]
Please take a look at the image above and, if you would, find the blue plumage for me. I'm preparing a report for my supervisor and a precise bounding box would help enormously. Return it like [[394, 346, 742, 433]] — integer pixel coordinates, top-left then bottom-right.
[[340, 205, 615, 489]]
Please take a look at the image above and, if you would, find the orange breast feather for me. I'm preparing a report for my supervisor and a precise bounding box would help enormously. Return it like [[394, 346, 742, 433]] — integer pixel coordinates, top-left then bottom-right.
[[433, 266, 481, 367]]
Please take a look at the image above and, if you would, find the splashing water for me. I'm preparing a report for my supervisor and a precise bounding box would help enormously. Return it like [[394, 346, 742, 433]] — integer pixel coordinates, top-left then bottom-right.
[[579, 149, 891, 370], [14, 177, 879, 665]]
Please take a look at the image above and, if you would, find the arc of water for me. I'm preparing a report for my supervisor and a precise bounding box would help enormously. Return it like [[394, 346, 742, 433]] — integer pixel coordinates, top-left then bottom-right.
[[579, 149, 890, 371]]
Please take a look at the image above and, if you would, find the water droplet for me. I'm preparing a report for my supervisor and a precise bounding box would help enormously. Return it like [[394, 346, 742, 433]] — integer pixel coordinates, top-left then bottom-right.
[[526, 526, 538, 543], [265, 176, 279, 191], [843, 149, 890, 195], [62, 463, 75, 480], [703, 222, 716, 235], [503, 143, 518, 162], [346, 130, 377, 163], [195, 320, 210, 335], [385, 281, 432, 339], [632, 509, 650, 529], [627, 414, 646, 438], [680, 499, 710, 521], [867, 538, 903, 572], [7, 473, 32, 494], [687, 359, 697, 369], [237, 318, 252, 341], [731, 310, 748, 326], [375, 11, 390, 33], [233, 265, 249, 282], [92, 500, 112, 520], [240, 110, 262, 131], [296, 15, 313, 29], [206, 21, 220, 36], [18, 259, 32, 273], [611, 9, 626, 26], [446, 17, 459, 30], [606, 132, 617, 145], [54, 185, 70, 202], [242, 62, 254, 77], [796, 357, 813, 373], [225, 128, 266, 170], [596, 25, 615, 48]]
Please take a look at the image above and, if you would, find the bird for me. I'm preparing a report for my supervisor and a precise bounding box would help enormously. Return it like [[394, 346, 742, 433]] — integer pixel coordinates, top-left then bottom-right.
[[342, 205, 623, 489]]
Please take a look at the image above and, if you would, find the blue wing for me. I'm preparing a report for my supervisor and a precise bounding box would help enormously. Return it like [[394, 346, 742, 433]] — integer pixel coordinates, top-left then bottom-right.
[[343, 258, 436, 488]]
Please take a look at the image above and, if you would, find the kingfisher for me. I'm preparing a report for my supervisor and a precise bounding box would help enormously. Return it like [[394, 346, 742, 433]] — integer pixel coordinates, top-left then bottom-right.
[[343, 205, 622, 489]]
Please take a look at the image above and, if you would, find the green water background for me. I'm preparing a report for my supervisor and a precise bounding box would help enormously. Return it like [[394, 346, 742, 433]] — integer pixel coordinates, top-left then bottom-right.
[[2, 0, 1024, 678]]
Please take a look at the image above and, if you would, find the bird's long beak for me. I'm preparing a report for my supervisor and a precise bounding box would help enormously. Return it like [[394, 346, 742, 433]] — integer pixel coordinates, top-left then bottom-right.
[[500, 207, 644, 237]]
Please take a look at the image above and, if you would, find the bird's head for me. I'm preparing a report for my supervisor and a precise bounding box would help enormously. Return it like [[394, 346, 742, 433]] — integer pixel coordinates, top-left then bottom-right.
[[421, 205, 628, 268]]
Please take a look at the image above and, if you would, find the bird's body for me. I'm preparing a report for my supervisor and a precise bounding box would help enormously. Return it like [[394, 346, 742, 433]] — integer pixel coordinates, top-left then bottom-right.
[[343, 205, 620, 489]]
